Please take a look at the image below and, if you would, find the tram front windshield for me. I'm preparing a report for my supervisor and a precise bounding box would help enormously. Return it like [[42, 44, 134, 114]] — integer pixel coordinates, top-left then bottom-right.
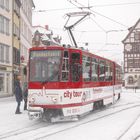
[[29, 50, 61, 82]]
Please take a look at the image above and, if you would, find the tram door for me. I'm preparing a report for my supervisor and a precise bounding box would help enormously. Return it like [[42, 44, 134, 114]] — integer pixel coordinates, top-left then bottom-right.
[[71, 52, 81, 82], [61, 51, 69, 81]]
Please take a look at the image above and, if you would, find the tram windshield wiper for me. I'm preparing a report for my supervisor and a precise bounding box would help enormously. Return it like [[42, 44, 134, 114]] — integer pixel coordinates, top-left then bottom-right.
[[41, 71, 59, 85]]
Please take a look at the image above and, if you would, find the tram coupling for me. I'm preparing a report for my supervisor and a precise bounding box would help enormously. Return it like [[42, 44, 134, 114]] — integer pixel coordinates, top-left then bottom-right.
[[28, 110, 43, 120]]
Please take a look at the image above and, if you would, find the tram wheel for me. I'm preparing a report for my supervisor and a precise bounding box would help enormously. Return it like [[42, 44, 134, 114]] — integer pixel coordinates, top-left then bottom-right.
[[43, 109, 63, 122], [93, 100, 103, 110]]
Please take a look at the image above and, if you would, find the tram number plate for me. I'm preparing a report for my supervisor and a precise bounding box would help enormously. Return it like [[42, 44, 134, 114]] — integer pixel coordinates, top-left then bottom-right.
[[67, 108, 80, 114]]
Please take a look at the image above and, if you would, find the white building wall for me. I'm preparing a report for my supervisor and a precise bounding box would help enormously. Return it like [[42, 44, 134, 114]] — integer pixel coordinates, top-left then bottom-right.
[[0, 0, 13, 97], [20, 0, 34, 84]]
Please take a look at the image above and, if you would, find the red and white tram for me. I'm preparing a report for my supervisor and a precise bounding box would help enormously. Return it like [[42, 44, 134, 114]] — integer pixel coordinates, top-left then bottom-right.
[[28, 45, 122, 122]]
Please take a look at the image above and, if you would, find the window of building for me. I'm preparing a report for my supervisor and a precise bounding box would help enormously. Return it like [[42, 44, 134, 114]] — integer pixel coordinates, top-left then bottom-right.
[[0, 15, 4, 33], [0, 73, 4, 92], [128, 59, 134, 68], [13, 47, 20, 64], [5, 18, 9, 35], [0, 43, 9, 63], [13, 23, 19, 38], [125, 61, 127, 67], [0, 0, 9, 11], [0, 0, 4, 9], [128, 76, 134, 84], [0, 44, 4, 62], [134, 59, 140, 68], [134, 31, 140, 41], [133, 44, 140, 53], [0, 15, 9, 35], [5, 0, 9, 11], [14, 0, 20, 16], [5, 45, 9, 63]]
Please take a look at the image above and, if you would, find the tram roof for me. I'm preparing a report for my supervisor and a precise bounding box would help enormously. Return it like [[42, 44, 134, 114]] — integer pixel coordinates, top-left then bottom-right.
[[30, 45, 120, 66]]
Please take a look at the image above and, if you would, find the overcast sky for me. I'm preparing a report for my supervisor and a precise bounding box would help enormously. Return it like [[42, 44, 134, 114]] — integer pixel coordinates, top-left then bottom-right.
[[32, 0, 140, 64]]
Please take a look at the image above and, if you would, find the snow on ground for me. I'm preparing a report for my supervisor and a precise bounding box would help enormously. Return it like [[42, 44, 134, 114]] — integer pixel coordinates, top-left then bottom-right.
[[0, 88, 140, 140]]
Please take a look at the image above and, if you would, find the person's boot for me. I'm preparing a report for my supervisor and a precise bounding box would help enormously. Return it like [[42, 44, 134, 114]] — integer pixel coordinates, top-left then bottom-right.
[[15, 108, 22, 114], [24, 105, 27, 110], [15, 111, 22, 114]]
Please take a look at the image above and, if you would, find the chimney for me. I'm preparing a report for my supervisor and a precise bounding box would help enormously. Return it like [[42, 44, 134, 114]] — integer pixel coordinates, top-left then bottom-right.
[[45, 25, 49, 30]]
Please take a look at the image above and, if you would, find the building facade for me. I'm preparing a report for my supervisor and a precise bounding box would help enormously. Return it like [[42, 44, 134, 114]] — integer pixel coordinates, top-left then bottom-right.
[[123, 18, 140, 88], [12, 0, 21, 92], [0, 0, 34, 97], [0, 0, 13, 97], [20, 0, 34, 87], [32, 25, 61, 47]]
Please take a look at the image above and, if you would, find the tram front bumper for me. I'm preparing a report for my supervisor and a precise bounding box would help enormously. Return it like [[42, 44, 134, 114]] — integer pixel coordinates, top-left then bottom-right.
[[28, 109, 43, 120]]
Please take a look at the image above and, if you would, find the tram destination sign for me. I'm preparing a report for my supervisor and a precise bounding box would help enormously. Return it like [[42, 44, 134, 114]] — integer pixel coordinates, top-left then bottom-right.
[[31, 50, 61, 58]]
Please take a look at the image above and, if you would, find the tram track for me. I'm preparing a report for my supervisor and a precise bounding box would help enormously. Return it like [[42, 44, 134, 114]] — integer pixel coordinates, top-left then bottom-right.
[[134, 135, 140, 140], [1, 102, 140, 139], [34, 103, 140, 140], [91, 101, 140, 116], [116, 112, 140, 140], [0, 120, 51, 139]]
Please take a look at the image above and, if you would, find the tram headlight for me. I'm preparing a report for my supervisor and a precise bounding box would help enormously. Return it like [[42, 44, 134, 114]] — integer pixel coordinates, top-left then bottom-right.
[[51, 97, 57, 103], [29, 97, 35, 105]]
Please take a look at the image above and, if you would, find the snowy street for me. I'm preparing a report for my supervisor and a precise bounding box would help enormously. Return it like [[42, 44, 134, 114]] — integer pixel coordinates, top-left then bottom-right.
[[0, 88, 140, 140]]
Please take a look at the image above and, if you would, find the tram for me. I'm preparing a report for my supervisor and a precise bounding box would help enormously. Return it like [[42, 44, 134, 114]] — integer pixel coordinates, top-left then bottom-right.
[[27, 11, 122, 122], [27, 45, 122, 122]]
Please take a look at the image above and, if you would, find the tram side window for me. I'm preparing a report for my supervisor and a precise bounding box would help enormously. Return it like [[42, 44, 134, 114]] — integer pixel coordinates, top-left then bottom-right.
[[62, 51, 69, 81], [99, 60, 105, 81], [71, 53, 81, 82], [91, 58, 98, 81], [105, 62, 113, 81], [71, 53, 80, 63], [115, 68, 117, 80], [116, 68, 122, 81], [82, 55, 91, 82]]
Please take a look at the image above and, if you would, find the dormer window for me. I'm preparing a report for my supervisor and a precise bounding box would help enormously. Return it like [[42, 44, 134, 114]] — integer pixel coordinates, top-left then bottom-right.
[[134, 31, 140, 41]]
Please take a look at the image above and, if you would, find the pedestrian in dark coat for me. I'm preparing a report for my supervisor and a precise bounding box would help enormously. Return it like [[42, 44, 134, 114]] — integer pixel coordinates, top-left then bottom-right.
[[14, 75, 23, 114], [23, 83, 28, 110]]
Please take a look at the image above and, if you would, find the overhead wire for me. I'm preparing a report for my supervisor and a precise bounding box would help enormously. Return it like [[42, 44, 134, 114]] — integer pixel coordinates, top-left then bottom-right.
[[68, 0, 129, 28], [92, 2, 140, 7], [89, 17, 106, 32], [33, 0, 131, 55], [33, 1, 140, 14], [50, 26, 127, 33], [67, 0, 129, 57]]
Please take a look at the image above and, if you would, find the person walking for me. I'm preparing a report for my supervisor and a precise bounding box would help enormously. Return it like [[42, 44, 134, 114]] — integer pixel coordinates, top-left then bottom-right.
[[14, 75, 23, 114], [23, 82, 28, 110]]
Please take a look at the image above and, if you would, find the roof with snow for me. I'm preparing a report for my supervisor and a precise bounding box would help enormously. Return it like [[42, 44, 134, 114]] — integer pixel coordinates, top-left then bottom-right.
[[32, 26, 52, 35]]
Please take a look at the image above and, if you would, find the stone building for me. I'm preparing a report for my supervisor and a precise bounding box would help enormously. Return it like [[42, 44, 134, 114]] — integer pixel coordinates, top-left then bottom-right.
[[20, 0, 35, 88], [12, 0, 21, 93], [32, 25, 61, 47], [122, 18, 140, 88], [0, 0, 34, 97], [0, 0, 13, 97]]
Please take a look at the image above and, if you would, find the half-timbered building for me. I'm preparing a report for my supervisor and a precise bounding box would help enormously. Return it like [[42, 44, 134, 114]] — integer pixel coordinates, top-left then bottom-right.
[[122, 18, 140, 88]]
